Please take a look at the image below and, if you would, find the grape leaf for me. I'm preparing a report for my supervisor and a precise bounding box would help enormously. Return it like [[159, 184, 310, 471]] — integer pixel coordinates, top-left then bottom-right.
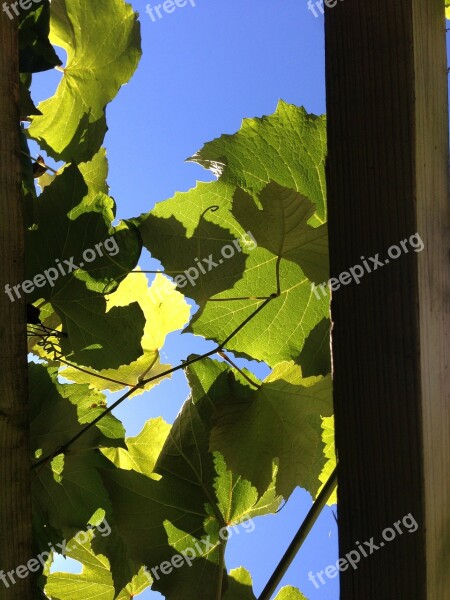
[[185, 182, 329, 366], [30, 364, 124, 536], [28, 0, 141, 162], [213, 454, 281, 524], [30, 363, 125, 457], [137, 102, 329, 366], [317, 416, 337, 505], [26, 164, 145, 369], [45, 531, 150, 600], [20, 74, 41, 119], [19, 1, 62, 73], [274, 586, 309, 600], [101, 417, 171, 479], [223, 567, 257, 600], [231, 183, 328, 284], [137, 190, 250, 306], [296, 317, 331, 376], [97, 419, 172, 594], [188, 100, 327, 224], [62, 271, 190, 394], [138, 180, 329, 366], [101, 389, 280, 598], [33, 451, 115, 537], [101, 416, 278, 596], [187, 358, 333, 499]]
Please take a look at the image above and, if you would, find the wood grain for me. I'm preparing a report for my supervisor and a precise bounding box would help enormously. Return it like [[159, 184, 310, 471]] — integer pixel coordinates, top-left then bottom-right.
[[325, 0, 450, 597], [0, 13, 33, 600]]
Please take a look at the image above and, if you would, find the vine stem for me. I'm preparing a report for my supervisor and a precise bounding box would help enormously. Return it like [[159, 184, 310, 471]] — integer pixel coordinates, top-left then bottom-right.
[[257, 467, 338, 600], [217, 351, 261, 389], [20, 150, 59, 175], [215, 540, 226, 600], [131, 270, 185, 275], [32, 294, 277, 470]]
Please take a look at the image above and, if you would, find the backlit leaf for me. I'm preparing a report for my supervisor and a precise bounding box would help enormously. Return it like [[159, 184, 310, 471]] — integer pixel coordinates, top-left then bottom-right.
[[28, 0, 141, 162]]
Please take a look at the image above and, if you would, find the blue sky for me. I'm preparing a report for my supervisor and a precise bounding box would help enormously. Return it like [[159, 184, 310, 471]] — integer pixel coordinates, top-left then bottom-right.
[[31, 1, 339, 598]]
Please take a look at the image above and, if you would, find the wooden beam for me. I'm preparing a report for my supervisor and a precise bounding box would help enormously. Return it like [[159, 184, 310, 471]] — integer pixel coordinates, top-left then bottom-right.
[[0, 13, 33, 600], [325, 1, 450, 598]]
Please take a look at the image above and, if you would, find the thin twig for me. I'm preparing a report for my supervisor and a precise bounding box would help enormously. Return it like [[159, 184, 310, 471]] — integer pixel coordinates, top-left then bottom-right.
[[56, 355, 134, 388], [137, 353, 160, 382], [258, 467, 338, 600], [31, 294, 277, 470], [20, 150, 59, 175], [131, 270, 184, 275], [208, 295, 272, 302], [217, 351, 261, 389]]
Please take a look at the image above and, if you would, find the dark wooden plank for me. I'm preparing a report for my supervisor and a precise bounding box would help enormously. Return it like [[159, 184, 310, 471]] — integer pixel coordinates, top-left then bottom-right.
[[0, 13, 33, 600], [325, 1, 450, 597]]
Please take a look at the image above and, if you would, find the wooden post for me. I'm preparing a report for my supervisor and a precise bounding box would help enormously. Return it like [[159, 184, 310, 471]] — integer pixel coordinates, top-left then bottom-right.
[[0, 13, 33, 600], [325, 1, 450, 598]]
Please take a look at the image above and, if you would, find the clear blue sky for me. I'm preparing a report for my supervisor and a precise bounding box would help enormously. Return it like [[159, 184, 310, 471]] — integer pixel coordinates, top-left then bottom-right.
[[32, 1, 339, 598]]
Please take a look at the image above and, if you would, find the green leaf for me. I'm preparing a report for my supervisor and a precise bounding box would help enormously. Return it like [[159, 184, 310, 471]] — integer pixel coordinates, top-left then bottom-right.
[[101, 389, 280, 598], [20, 74, 42, 119], [36, 147, 108, 198], [184, 182, 329, 366], [223, 567, 257, 600], [100, 466, 215, 598], [232, 183, 328, 284], [19, 1, 62, 73], [101, 417, 213, 596], [26, 164, 145, 369], [137, 187, 250, 307], [139, 180, 329, 366], [187, 358, 333, 499], [78, 148, 109, 201], [33, 451, 115, 536], [188, 101, 327, 224], [45, 531, 151, 600], [30, 363, 125, 457], [101, 417, 171, 479], [274, 586, 309, 600], [188, 252, 328, 367], [213, 454, 281, 524], [90, 526, 148, 596], [30, 363, 124, 535], [62, 271, 190, 394], [317, 416, 337, 505], [137, 103, 329, 365], [296, 317, 331, 377], [28, 0, 141, 162]]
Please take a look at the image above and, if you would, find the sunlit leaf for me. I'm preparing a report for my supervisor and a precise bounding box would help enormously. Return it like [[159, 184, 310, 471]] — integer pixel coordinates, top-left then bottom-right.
[[188, 100, 327, 223], [26, 164, 144, 369], [45, 531, 150, 600], [317, 416, 337, 505], [62, 271, 190, 394], [28, 0, 141, 162], [187, 358, 333, 499]]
